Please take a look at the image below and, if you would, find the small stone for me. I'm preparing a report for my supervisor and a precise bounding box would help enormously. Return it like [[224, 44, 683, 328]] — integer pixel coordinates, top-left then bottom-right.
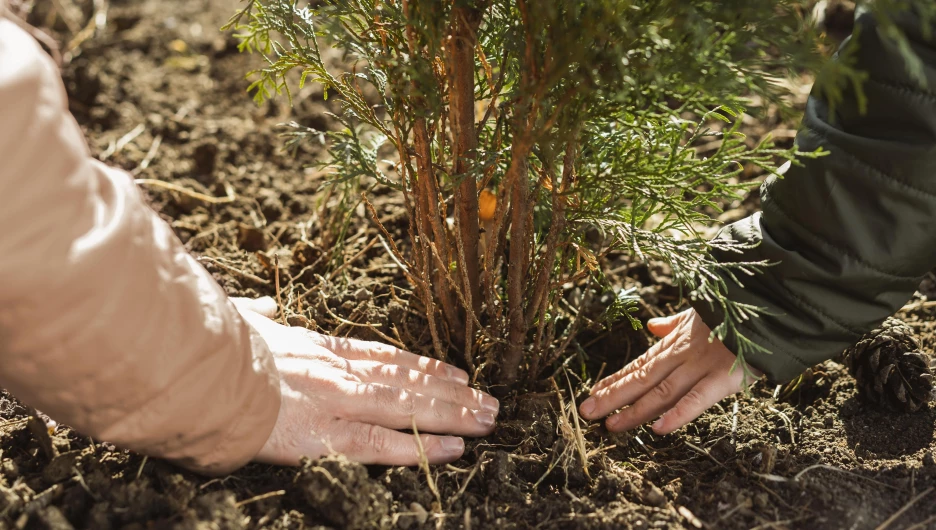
[[42, 451, 83, 484], [923, 450, 935, 467], [192, 141, 219, 176], [287, 315, 314, 329], [1, 458, 18, 480], [753, 492, 769, 510], [353, 288, 371, 302], [409, 502, 429, 525], [388, 301, 406, 323], [639, 480, 666, 507], [258, 190, 284, 222], [237, 224, 267, 252]]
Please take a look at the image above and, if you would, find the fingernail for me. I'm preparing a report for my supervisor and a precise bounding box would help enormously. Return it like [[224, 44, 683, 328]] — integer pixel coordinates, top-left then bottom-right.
[[474, 410, 496, 427], [481, 396, 500, 414], [580, 397, 596, 417], [652, 417, 665, 432], [606, 414, 622, 431], [447, 367, 470, 385], [440, 436, 465, 456]]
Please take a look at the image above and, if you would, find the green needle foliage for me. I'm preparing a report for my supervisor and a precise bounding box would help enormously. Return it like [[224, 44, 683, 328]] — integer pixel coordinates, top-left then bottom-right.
[[223, 0, 906, 387]]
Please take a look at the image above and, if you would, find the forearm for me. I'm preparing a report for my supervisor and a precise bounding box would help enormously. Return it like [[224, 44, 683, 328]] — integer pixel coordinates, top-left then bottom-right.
[[0, 20, 280, 475]]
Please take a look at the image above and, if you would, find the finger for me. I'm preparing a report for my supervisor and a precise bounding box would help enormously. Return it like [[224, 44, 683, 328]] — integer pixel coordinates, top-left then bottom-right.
[[230, 296, 278, 318], [650, 375, 737, 435], [326, 419, 465, 465], [604, 366, 699, 432], [579, 354, 679, 421], [339, 382, 496, 436], [349, 360, 499, 414], [315, 334, 470, 384], [590, 353, 649, 395], [581, 334, 686, 419], [647, 310, 687, 338], [589, 322, 684, 395]]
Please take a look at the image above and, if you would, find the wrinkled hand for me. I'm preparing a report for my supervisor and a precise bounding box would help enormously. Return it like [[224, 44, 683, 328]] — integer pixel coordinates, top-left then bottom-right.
[[579, 309, 761, 435], [231, 297, 498, 466]]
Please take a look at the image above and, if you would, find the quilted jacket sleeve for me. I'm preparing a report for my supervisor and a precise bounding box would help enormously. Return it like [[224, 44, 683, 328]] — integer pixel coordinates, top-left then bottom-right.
[[691, 7, 936, 383], [0, 19, 281, 475]]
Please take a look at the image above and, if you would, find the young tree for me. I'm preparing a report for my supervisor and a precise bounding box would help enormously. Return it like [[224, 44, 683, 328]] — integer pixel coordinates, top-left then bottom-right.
[[228, 0, 828, 387]]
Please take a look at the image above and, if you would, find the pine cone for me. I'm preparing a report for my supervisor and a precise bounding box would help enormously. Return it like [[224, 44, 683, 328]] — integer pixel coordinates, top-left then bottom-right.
[[842, 318, 936, 412]]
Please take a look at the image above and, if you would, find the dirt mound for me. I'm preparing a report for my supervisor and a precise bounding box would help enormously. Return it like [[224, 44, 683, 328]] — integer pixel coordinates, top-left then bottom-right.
[[3, 0, 936, 528]]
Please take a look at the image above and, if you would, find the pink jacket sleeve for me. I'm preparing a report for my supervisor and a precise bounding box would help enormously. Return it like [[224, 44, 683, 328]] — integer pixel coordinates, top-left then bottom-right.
[[0, 20, 281, 475]]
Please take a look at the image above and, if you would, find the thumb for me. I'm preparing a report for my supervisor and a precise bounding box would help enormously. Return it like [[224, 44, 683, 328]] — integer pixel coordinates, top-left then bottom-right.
[[646, 312, 683, 338], [230, 296, 279, 319]]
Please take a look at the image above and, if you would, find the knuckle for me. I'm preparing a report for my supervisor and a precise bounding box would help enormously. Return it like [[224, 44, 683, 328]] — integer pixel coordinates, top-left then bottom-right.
[[432, 402, 448, 421], [629, 354, 649, 371], [675, 389, 704, 416], [444, 382, 464, 404], [364, 424, 389, 455], [629, 364, 652, 385], [316, 376, 346, 399], [404, 391, 418, 416], [386, 388, 416, 416], [379, 363, 404, 384], [652, 378, 673, 400], [345, 423, 388, 456], [364, 340, 392, 359]]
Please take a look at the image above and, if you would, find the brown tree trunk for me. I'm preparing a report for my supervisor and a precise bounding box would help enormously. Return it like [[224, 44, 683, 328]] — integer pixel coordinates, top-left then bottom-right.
[[412, 117, 461, 344], [447, 6, 484, 317], [499, 135, 534, 385]]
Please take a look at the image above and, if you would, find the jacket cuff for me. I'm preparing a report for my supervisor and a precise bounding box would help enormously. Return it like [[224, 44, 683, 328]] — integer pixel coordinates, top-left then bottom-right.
[[688, 295, 811, 384], [169, 320, 282, 476]]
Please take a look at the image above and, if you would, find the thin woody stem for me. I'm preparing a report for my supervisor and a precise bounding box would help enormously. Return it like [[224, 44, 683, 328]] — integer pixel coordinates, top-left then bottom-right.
[[447, 3, 485, 362], [402, 0, 462, 351], [497, 0, 541, 385]]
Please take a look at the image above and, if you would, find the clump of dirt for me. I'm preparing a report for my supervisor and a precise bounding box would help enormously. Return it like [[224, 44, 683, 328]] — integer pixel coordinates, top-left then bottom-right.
[[298, 456, 392, 529], [3, 0, 936, 529]]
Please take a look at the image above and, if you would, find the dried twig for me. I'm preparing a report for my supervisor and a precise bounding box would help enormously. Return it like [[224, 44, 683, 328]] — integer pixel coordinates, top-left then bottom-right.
[[132, 134, 163, 175], [874, 487, 933, 530], [684, 440, 725, 468], [754, 464, 903, 491], [235, 490, 286, 508], [326, 238, 377, 282], [905, 513, 936, 530], [135, 456, 148, 481], [197, 256, 269, 286], [274, 255, 286, 325], [99, 123, 145, 161], [317, 292, 407, 349], [136, 179, 236, 205], [411, 417, 442, 508], [64, 0, 108, 57]]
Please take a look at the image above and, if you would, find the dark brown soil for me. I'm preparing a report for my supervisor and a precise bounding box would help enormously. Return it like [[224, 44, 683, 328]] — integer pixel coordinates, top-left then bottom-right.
[[3, 1, 936, 529]]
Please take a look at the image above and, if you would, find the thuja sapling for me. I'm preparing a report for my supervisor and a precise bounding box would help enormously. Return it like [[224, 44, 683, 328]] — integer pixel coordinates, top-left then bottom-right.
[[227, 0, 847, 387]]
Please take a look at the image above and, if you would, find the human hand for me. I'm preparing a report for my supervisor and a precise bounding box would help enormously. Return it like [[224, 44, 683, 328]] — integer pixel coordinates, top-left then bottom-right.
[[579, 309, 761, 435], [230, 297, 498, 466]]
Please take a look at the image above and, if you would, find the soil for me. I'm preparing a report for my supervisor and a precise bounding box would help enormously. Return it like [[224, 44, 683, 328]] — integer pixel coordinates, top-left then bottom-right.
[[2, 1, 935, 529]]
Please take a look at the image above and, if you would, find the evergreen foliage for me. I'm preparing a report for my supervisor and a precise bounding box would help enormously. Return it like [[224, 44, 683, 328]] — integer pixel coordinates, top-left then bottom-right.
[[225, 0, 928, 386]]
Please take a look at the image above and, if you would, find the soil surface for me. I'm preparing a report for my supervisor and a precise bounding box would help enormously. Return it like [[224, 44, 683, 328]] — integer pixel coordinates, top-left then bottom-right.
[[3, 1, 936, 529]]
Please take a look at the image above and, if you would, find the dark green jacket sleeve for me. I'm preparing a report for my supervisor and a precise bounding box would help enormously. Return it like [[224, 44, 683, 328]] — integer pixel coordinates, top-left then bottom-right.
[[691, 7, 936, 383]]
